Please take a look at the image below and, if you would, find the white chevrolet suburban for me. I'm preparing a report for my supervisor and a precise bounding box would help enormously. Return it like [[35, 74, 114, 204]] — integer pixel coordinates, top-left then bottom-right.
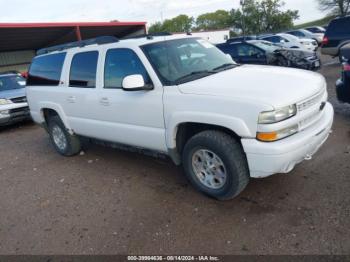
[[26, 35, 334, 200]]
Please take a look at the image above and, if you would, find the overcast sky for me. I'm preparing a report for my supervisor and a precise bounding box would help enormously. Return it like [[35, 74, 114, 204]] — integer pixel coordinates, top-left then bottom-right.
[[0, 0, 325, 25]]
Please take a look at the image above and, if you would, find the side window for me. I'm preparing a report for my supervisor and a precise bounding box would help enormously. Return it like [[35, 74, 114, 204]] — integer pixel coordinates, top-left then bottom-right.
[[227, 44, 238, 56], [69, 51, 98, 88], [237, 44, 263, 57], [27, 53, 66, 86], [104, 48, 151, 89], [265, 36, 279, 43]]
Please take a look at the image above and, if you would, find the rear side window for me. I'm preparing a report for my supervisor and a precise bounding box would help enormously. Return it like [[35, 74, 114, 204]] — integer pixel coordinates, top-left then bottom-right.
[[27, 53, 66, 86], [104, 48, 151, 89], [69, 51, 98, 88], [328, 18, 350, 35]]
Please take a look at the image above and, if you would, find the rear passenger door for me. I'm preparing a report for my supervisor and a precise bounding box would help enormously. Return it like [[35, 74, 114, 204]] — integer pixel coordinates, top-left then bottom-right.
[[62, 50, 100, 134]]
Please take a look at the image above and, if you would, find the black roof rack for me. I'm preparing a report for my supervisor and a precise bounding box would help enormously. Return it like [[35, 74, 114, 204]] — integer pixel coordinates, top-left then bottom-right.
[[122, 32, 172, 40], [37, 36, 119, 55]]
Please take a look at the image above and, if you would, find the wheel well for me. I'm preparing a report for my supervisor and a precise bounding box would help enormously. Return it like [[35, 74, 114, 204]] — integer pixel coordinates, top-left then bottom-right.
[[42, 108, 59, 124], [175, 123, 241, 155]]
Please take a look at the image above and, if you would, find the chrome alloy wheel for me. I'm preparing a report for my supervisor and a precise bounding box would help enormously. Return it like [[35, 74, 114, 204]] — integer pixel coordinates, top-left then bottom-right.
[[52, 125, 67, 151], [192, 149, 227, 189]]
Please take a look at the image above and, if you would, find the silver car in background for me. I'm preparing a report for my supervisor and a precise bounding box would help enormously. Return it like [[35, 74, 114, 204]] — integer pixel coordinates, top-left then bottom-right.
[[0, 72, 30, 126]]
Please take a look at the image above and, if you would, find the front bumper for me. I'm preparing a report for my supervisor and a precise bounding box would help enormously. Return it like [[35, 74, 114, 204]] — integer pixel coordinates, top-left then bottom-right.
[[0, 103, 31, 126], [242, 102, 334, 178]]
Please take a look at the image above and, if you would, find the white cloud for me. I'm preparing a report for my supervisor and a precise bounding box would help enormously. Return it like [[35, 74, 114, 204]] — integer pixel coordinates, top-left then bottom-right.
[[0, 0, 325, 25]]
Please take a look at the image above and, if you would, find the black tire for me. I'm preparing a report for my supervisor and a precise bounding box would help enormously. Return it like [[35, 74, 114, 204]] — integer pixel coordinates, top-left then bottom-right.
[[182, 130, 250, 200], [47, 115, 81, 156]]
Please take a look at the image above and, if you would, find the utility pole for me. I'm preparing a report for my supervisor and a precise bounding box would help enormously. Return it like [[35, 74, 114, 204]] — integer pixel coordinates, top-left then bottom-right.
[[240, 0, 246, 40]]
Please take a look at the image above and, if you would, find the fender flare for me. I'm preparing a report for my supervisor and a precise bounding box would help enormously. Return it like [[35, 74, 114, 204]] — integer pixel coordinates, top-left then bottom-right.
[[166, 112, 252, 150], [38, 102, 72, 133]]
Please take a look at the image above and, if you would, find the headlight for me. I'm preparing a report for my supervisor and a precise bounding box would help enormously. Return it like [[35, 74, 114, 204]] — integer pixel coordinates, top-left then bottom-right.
[[0, 99, 12, 105], [258, 104, 297, 124], [257, 124, 299, 142]]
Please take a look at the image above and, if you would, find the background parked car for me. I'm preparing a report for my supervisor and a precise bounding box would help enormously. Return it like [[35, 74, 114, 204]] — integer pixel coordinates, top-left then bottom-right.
[[259, 33, 318, 51], [0, 72, 30, 126], [217, 40, 321, 70], [305, 26, 326, 34], [321, 16, 350, 59], [336, 44, 350, 103], [286, 29, 323, 45]]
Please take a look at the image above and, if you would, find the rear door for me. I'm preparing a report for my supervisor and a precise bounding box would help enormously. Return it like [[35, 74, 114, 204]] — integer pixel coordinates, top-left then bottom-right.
[[61, 50, 101, 135]]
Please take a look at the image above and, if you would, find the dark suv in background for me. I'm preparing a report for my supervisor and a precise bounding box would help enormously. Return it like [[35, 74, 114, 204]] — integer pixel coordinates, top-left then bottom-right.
[[336, 43, 350, 103], [321, 16, 350, 59]]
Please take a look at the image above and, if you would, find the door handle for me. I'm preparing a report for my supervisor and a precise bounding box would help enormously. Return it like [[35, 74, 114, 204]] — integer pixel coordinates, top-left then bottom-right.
[[99, 97, 110, 106], [67, 96, 76, 103]]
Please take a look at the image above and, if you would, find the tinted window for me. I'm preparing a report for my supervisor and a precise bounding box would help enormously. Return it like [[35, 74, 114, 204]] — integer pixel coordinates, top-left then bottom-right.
[[236, 44, 264, 56], [27, 53, 66, 86], [217, 44, 238, 57], [0, 75, 26, 91], [104, 49, 151, 89], [69, 51, 98, 88], [288, 31, 304, 37], [328, 18, 350, 35], [264, 36, 285, 43]]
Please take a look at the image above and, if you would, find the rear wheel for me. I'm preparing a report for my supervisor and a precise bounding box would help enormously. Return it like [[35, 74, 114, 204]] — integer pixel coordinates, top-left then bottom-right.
[[48, 116, 81, 156], [182, 130, 250, 200]]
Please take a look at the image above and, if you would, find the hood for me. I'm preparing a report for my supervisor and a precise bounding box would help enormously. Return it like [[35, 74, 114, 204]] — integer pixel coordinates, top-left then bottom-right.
[[0, 88, 26, 99], [178, 65, 325, 108], [276, 48, 315, 59]]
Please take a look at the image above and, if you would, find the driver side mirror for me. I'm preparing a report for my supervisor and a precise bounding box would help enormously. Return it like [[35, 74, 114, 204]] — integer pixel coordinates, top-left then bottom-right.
[[122, 75, 153, 91]]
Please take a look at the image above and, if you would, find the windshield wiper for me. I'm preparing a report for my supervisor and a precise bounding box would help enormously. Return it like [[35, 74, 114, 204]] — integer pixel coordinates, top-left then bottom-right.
[[213, 63, 239, 72], [175, 70, 217, 85]]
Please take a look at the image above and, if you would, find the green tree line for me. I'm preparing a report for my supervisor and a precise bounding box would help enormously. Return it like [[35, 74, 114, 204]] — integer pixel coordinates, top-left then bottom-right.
[[149, 0, 299, 35]]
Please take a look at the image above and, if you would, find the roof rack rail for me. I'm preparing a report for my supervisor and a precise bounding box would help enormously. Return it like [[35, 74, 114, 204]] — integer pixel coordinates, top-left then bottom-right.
[[122, 32, 172, 40], [37, 36, 119, 55]]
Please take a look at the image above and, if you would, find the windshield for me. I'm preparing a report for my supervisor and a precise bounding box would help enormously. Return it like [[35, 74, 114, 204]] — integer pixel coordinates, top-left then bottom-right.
[[0, 75, 26, 91], [252, 41, 280, 52], [142, 38, 235, 85]]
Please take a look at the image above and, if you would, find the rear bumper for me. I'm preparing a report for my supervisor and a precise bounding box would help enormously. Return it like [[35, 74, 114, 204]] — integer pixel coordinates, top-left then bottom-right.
[[0, 103, 31, 126], [321, 46, 338, 56], [242, 102, 334, 178]]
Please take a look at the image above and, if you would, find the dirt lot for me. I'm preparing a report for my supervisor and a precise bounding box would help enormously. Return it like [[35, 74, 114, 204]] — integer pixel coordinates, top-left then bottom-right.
[[0, 55, 349, 255]]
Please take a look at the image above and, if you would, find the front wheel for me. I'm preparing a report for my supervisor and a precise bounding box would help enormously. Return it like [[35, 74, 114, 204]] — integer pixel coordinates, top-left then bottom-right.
[[48, 116, 81, 156], [182, 130, 250, 200]]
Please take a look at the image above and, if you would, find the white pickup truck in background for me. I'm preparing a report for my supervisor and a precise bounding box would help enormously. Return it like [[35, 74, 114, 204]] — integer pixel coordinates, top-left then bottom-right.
[[26, 35, 334, 200]]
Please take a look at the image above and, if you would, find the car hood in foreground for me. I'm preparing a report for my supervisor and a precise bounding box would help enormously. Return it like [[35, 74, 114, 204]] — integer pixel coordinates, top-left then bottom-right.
[[178, 65, 326, 108], [0, 88, 26, 99]]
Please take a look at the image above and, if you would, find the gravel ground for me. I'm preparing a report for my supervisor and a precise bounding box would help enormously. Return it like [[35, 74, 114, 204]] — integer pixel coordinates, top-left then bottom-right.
[[0, 55, 349, 255]]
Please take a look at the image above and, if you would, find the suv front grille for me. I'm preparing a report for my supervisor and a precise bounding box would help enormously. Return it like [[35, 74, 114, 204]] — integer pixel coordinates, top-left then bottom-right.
[[297, 91, 324, 112], [10, 96, 27, 103], [9, 106, 29, 114]]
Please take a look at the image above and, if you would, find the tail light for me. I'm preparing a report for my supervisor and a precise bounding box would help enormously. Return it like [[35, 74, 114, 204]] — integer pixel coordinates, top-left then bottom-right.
[[343, 63, 350, 72], [322, 36, 329, 46]]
